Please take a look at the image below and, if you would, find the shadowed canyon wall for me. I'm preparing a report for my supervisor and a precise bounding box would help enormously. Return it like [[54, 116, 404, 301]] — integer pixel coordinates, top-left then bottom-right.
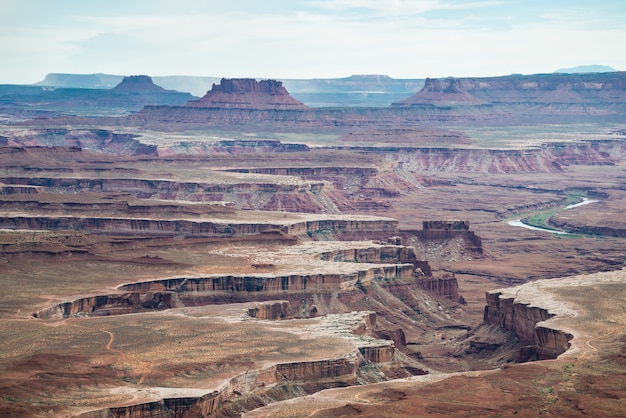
[[483, 291, 573, 360]]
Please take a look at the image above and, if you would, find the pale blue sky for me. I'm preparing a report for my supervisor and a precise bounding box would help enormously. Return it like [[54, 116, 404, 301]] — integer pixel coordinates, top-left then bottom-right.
[[1, 0, 624, 83]]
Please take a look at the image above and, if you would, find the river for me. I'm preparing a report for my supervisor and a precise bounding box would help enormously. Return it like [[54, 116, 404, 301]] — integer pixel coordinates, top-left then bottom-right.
[[507, 198, 598, 234]]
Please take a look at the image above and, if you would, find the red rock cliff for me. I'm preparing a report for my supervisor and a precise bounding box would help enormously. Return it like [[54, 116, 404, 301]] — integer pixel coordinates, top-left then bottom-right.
[[483, 287, 573, 360]]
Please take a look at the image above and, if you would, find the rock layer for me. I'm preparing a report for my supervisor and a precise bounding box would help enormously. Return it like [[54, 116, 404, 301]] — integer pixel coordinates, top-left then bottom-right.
[[483, 287, 574, 360], [187, 78, 309, 110]]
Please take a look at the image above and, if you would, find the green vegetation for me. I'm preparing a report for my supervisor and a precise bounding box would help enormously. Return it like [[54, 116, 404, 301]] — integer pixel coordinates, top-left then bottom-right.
[[523, 209, 560, 230], [510, 191, 596, 237], [566, 191, 585, 205]]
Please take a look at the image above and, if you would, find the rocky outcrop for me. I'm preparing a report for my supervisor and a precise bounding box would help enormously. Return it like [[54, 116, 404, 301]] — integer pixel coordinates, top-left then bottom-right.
[[248, 301, 289, 320], [359, 344, 395, 363], [483, 289, 573, 360], [318, 245, 432, 276], [187, 78, 309, 110], [416, 274, 460, 302], [33, 292, 174, 319], [276, 352, 359, 381], [413, 220, 483, 255], [0, 183, 42, 194]]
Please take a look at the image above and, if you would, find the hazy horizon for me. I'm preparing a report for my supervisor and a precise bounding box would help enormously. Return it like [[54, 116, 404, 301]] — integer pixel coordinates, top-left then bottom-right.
[[1, 0, 625, 84]]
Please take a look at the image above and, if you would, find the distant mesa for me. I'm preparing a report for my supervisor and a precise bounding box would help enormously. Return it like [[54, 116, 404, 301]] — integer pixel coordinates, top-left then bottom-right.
[[187, 78, 309, 110], [35, 72, 124, 89], [393, 77, 487, 105], [554, 65, 616, 74], [392, 72, 626, 107], [111, 75, 169, 93]]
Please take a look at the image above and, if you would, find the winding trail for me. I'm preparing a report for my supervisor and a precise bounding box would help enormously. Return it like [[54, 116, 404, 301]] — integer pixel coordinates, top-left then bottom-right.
[[101, 329, 125, 357]]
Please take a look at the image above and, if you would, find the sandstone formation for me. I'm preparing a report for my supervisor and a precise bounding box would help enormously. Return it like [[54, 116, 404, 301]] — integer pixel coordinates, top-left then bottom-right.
[[413, 220, 483, 255], [0, 183, 42, 194], [483, 287, 574, 360], [0, 213, 398, 239], [358, 344, 395, 363], [118, 72, 626, 128], [2, 68, 626, 418], [393, 72, 626, 109], [318, 244, 432, 276], [416, 273, 461, 302], [248, 301, 289, 320], [186, 78, 309, 110], [34, 264, 414, 319]]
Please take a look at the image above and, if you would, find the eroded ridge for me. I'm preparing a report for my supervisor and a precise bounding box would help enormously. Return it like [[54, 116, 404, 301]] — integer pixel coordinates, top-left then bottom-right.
[[482, 272, 626, 360]]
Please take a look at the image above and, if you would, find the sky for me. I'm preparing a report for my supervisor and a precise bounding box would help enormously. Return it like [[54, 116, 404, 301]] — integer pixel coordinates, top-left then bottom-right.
[[1, 0, 625, 84]]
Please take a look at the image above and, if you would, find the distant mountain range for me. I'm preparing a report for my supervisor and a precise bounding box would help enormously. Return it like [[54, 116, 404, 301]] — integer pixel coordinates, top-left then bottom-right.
[[554, 65, 616, 74]]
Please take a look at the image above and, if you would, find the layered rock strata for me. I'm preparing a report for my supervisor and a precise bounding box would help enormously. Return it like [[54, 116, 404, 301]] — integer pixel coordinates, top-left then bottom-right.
[[318, 245, 431, 276], [0, 214, 398, 238], [483, 283, 575, 360], [34, 265, 414, 319], [329, 140, 626, 174], [248, 301, 289, 320], [187, 78, 309, 110], [414, 220, 483, 254], [416, 274, 461, 302], [0, 175, 336, 212], [78, 348, 391, 418], [393, 72, 626, 108]]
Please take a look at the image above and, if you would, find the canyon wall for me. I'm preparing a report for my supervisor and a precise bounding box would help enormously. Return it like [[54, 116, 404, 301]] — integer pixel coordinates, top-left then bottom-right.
[[248, 301, 289, 320], [0, 174, 338, 213], [332, 140, 626, 174], [77, 348, 378, 418], [416, 274, 461, 302], [35, 265, 415, 319], [483, 290, 573, 360], [413, 220, 483, 255], [318, 245, 432, 277], [0, 214, 398, 239]]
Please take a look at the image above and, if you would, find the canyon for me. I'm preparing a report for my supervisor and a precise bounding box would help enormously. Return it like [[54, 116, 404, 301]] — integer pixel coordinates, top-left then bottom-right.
[[0, 72, 625, 417]]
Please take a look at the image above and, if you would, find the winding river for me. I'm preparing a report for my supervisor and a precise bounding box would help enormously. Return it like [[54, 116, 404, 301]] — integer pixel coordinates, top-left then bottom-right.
[[507, 198, 598, 234]]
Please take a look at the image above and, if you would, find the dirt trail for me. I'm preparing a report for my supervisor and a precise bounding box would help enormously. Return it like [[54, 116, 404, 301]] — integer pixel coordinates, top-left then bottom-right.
[[101, 329, 124, 357]]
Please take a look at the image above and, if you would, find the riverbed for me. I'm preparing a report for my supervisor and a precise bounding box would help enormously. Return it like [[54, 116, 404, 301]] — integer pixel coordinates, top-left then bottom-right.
[[507, 198, 598, 234]]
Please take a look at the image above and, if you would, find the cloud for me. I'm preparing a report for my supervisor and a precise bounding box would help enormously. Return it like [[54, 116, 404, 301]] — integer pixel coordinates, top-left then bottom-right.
[[0, 0, 624, 83], [306, 0, 505, 16]]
